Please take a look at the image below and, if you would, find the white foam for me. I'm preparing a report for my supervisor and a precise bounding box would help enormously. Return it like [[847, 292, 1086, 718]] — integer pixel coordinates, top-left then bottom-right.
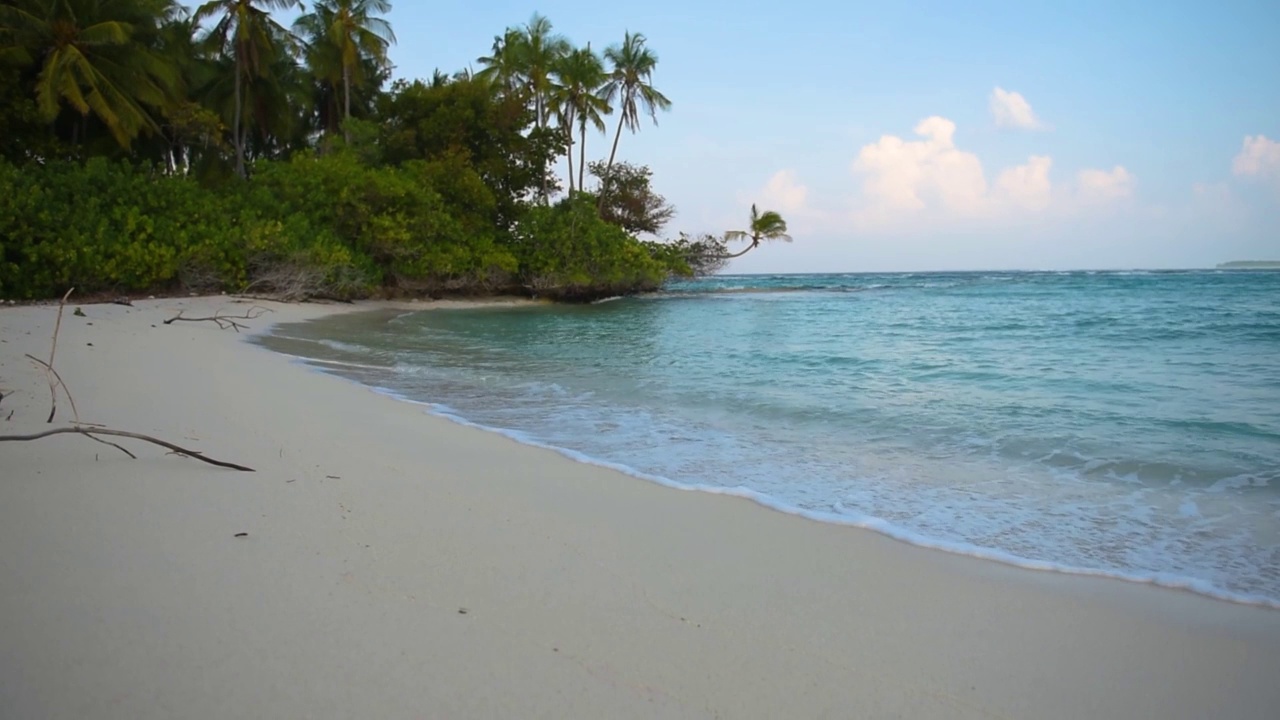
[[281, 356, 1280, 611]]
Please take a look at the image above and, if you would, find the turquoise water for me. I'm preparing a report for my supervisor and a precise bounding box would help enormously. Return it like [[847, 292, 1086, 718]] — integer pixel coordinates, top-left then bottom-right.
[[260, 271, 1280, 605]]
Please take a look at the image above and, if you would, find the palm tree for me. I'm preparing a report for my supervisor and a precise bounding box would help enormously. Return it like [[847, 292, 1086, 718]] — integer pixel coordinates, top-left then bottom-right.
[[293, 0, 394, 143], [722, 204, 791, 259], [600, 31, 670, 180], [516, 13, 568, 133], [194, 0, 302, 177], [551, 43, 608, 193], [474, 28, 525, 97], [0, 0, 181, 149]]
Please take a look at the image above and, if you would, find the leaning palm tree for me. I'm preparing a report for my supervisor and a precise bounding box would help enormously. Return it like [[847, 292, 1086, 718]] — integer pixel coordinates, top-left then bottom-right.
[[551, 43, 609, 193], [600, 31, 670, 178], [194, 0, 302, 177], [0, 0, 181, 148], [293, 0, 394, 143], [722, 204, 792, 258]]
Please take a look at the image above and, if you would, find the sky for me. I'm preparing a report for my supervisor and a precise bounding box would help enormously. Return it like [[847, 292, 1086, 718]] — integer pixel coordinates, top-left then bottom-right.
[[272, 0, 1280, 272]]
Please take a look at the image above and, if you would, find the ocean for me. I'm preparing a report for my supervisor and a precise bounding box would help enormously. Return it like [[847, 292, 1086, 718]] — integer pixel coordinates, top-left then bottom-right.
[[257, 270, 1280, 606]]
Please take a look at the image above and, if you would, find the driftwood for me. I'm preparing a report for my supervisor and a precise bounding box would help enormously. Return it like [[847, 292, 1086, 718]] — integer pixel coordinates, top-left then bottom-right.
[[163, 306, 270, 333], [0, 427, 253, 471], [31, 288, 76, 423], [25, 354, 79, 424], [1, 288, 255, 472]]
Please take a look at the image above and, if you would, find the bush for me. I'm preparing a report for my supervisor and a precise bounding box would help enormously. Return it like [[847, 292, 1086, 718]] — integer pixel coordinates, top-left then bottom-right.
[[511, 195, 678, 301], [0, 155, 691, 302], [0, 158, 235, 298]]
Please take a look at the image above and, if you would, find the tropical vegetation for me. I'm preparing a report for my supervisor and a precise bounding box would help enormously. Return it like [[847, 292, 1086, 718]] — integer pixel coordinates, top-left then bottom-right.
[[0, 2, 789, 301]]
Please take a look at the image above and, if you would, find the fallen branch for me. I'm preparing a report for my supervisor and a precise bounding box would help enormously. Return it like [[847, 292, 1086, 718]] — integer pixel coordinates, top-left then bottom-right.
[[0, 427, 253, 471], [25, 354, 79, 425], [163, 306, 270, 333], [37, 288, 75, 423], [82, 431, 137, 459]]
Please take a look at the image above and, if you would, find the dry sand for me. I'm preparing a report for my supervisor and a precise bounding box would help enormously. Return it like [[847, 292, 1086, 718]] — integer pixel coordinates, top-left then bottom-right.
[[2, 296, 1278, 719]]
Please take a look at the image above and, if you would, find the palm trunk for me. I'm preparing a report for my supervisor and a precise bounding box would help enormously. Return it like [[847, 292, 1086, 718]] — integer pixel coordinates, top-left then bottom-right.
[[536, 92, 549, 203], [605, 109, 625, 174], [234, 48, 245, 178], [718, 242, 758, 260], [578, 123, 587, 191], [565, 126, 576, 192], [343, 61, 351, 143], [599, 110, 626, 210], [563, 103, 578, 193]]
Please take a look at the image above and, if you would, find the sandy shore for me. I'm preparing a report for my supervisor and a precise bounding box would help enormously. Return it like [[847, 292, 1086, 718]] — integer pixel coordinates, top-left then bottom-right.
[[2, 296, 1278, 719]]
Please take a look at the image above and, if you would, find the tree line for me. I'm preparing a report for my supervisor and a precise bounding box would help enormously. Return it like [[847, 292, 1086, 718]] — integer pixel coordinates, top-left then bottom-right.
[[0, 1, 789, 301]]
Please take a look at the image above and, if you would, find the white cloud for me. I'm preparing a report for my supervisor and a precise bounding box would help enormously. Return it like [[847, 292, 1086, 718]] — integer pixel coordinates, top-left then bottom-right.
[[853, 116, 988, 217], [1232, 135, 1280, 181], [995, 155, 1053, 211], [1076, 166, 1134, 202], [990, 87, 1043, 130], [849, 116, 1132, 230], [756, 170, 809, 213]]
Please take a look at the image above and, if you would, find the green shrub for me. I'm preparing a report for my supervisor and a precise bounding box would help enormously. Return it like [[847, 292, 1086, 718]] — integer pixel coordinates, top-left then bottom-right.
[[0, 154, 687, 302], [511, 195, 673, 301]]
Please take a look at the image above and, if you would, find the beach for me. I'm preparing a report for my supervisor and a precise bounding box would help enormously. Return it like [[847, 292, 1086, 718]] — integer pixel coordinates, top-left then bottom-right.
[[2, 296, 1279, 719]]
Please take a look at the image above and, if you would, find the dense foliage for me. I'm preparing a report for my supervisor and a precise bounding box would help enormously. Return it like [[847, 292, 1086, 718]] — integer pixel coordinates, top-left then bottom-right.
[[0, 2, 778, 301]]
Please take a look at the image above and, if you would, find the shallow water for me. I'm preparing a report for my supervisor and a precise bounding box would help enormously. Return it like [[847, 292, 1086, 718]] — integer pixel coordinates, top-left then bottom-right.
[[258, 270, 1280, 604]]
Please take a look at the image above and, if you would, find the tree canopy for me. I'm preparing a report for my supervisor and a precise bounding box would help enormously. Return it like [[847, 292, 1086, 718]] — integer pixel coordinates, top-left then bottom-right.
[[0, 2, 790, 301]]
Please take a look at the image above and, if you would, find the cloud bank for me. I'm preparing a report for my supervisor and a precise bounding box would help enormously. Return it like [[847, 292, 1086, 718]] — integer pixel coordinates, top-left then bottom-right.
[[848, 116, 1130, 230]]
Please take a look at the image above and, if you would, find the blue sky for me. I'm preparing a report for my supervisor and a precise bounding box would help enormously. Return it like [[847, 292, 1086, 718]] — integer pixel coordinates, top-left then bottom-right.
[[275, 0, 1280, 271]]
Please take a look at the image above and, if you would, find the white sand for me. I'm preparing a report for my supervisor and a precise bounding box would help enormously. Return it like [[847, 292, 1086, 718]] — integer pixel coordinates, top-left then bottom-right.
[[2, 296, 1278, 719]]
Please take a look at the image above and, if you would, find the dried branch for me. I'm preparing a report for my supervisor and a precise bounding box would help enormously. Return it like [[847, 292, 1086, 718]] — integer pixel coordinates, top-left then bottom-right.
[[81, 431, 137, 459], [0, 427, 253, 471], [36, 288, 74, 423], [163, 306, 270, 333], [24, 354, 79, 425]]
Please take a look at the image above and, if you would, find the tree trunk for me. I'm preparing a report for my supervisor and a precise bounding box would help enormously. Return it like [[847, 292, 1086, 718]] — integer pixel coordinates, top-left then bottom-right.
[[605, 108, 625, 174], [565, 108, 575, 194], [234, 47, 245, 178], [536, 91, 549, 203], [578, 123, 587, 191], [343, 61, 352, 144], [599, 109, 626, 209], [719, 236, 761, 260]]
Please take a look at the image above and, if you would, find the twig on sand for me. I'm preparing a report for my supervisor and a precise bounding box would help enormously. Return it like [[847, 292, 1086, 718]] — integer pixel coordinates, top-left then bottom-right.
[[33, 288, 75, 423], [7, 290, 256, 472], [25, 354, 79, 425], [0, 427, 253, 471], [163, 306, 270, 333]]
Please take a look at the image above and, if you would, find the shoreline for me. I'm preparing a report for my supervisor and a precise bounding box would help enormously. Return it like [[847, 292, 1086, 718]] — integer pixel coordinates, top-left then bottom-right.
[[267, 305, 1280, 612], [4, 296, 1280, 719], [285, 350, 1280, 611]]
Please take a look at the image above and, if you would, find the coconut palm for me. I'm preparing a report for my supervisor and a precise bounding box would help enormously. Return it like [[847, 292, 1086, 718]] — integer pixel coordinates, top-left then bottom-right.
[[516, 13, 568, 133], [722, 204, 791, 258], [193, 0, 302, 177], [551, 43, 608, 193], [293, 0, 394, 143], [600, 31, 670, 178], [474, 28, 524, 96], [0, 0, 181, 148]]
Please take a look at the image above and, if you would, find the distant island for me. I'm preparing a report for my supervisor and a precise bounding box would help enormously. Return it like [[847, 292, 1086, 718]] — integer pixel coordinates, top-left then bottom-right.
[[1217, 261, 1280, 269]]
